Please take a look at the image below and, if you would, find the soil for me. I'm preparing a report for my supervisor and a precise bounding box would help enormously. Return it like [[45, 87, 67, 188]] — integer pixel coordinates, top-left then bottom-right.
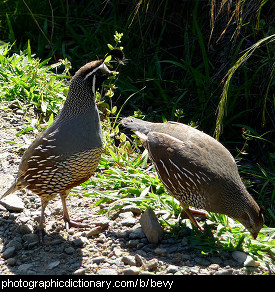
[[0, 101, 270, 275]]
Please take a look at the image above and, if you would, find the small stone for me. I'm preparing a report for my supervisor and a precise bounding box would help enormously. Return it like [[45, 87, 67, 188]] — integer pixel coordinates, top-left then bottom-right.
[[72, 237, 89, 247], [244, 256, 260, 267], [22, 233, 39, 244], [73, 268, 87, 275], [48, 260, 60, 270], [195, 257, 211, 266], [7, 239, 22, 251], [128, 239, 139, 248], [64, 247, 75, 255], [2, 247, 16, 259], [120, 217, 137, 226], [135, 254, 146, 267], [232, 251, 247, 264], [86, 226, 104, 237], [113, 247, 123, 257], [154, 247, 167, 257], [92, 256, 106, 264], [129, 227, 146, 239], [97, 269, 118, 275], [115, 230, 129, 238], [6, 257, 17, 266], [172, 253, 184, 264], [16, 109, 25, 115], [208, 264, 220, 270], [167, 265, 179, 274], [119, 211, 134, 219], [0, 193, 24, 212], [214, 268, 233, 275], [19, 224, 33, 235], [122, 267, 140, 275], [140, 208, 163, 244], [17, 263, 33, 274], [122, 255, 136, 266], [146, 259, 159, 271]]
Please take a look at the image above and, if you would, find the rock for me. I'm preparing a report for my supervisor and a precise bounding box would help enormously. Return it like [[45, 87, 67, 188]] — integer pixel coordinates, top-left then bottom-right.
[[92, 256, 106, 264], [194, 257, 211, 266], [72, 237, 89, 247], [17, 263, 33, 274], [232, 251, 247, 264], [113, 247, 123, 257], [47, 260, 60, 270], [244, 256, 260, 267], [172, 253, 184, 264], [86, 226, 105, 237], [135, 254, 146, 267], [6, 257, 17, 266], [73, 268, 87, 275], [64, 247, 75, 255], [146, 259, 159, 271], [19, 224, 33, 235], [140, 208, 163, 244], [97, 268, 118, 275], [0, 193, 24, 212], [154, 247, 167, 257], [128, 239, 139, 248], [122, 267, 140, 275], [22, 234, 39, 248], [2, 247, 16, 259], [6, 239, 22, 251], [208, 264, 220, 270], [214, 268, 233, 275], [129, 227, 146, 239], [120, 217, 137, 226], [231, 251, 259, 267], [122, 255, 136, 266], [167, 265, 179, 274]]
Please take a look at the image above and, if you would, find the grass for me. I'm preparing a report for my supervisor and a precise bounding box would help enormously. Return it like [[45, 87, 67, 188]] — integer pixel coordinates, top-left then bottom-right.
[[0, 41, 70, 121], [0, 10, 274, 272]]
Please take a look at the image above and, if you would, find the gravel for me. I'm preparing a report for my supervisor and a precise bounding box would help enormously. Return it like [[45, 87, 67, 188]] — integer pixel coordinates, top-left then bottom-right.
[[0, 101, 270, 275]]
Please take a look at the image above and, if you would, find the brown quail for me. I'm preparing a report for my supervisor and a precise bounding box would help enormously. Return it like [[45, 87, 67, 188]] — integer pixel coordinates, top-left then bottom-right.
[[121, 117, 264, 239], [0, 49, 124, 239]]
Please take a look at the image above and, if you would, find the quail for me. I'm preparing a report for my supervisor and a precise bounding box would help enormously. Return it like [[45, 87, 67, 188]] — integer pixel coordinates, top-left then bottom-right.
[[121, 117, 264, 239], [1, 49, 124, 239]]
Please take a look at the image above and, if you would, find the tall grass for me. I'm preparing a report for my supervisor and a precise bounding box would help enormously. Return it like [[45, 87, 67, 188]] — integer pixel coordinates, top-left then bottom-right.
[[215, 34, 275, 140]]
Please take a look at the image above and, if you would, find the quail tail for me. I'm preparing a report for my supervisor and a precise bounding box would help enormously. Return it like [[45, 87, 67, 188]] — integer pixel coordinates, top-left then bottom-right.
[[0, 182, 20, 201]]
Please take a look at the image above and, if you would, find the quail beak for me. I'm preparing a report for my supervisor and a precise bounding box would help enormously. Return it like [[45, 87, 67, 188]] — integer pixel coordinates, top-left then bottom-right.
[[251, 233, 258, 240]]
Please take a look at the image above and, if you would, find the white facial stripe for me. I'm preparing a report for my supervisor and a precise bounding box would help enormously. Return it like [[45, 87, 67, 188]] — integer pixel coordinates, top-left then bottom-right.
[[92, 74, 96, 96], [84, 63, 111, 81]]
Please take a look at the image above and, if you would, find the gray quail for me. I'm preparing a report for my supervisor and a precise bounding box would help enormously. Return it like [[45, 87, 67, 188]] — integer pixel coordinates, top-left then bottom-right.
[[1, 49, 124, 239], [121, 117, 264, 239]]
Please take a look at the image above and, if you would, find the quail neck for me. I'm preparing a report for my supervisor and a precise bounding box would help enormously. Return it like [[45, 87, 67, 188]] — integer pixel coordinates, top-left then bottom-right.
[[60, 61, 111, 119]]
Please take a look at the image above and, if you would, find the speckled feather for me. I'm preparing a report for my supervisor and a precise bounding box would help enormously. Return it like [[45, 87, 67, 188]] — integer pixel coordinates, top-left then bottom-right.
[[121, 117, 264, 239], [0, 50, 125, 232]]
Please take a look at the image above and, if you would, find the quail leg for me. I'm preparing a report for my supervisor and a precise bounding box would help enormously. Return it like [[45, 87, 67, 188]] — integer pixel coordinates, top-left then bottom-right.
[[180, 204, 205, 232], [60, 191, 91, 231], [34, 201, 47, 244]]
